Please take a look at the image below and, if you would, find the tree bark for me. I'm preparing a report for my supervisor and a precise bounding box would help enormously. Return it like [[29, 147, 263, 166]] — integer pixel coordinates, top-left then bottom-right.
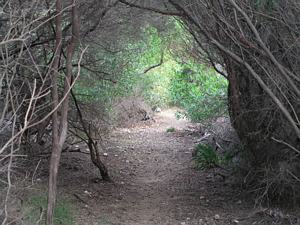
[[46, 0, 62, 224], [71, 91, 111, 181], [46, 0, 80, 224]]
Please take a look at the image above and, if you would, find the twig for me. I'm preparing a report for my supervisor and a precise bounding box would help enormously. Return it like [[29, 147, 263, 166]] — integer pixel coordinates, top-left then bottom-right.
[[118, 0, 182, 16], [32, 159, 42, 185], [271, 137, 300, 155], [73, 193, 88, 205], [143, 51, 164, 74]]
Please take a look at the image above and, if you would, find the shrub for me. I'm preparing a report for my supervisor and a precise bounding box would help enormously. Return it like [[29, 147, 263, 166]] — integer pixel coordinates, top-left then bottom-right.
[[169, 64, 228, 122], [166, 127, 176, 133], [194, 144, 220, 169]]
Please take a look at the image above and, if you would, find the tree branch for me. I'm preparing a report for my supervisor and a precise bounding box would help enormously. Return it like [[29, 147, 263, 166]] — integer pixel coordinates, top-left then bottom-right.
[[118, 0, 182, 16]]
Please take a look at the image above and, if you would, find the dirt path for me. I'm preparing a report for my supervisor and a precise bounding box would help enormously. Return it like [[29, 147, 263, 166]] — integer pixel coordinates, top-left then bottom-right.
[[54, 109, 297, 225]]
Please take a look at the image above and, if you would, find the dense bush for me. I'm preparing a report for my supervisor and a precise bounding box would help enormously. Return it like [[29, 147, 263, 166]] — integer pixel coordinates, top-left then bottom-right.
[[193, 143, 235, 169], [194, 144, 220, 169], [170, 0, 300, 203], [73, 22, 228, 123], [169, 64, 228, 122], [74, 26, 172, 108]]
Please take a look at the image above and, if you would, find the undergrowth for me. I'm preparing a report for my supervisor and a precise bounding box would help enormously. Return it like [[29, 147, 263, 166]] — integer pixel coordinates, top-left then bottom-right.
[[166, 127, 176, 133], [23, 195, 74, 225], [169, 65, 228, 122], [194, 144, 220, 169], [194, 143, 234, 169]]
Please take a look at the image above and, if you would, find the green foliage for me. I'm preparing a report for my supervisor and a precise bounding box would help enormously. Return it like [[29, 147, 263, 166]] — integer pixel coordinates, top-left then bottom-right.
[[74, 19, 228, 123], [221, 151, 234, 165], [194, 143, 236, 169], [169, 64, 228, 122], [74, 24, 175, 109], [128, 25, 178, 107], [194, 144, 220, 169], [23, 195, 74, 225], [166, 127, 176, 133]]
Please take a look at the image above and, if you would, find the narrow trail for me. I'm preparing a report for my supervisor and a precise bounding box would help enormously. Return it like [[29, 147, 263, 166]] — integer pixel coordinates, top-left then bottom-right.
[[57, 109, 287, 225]]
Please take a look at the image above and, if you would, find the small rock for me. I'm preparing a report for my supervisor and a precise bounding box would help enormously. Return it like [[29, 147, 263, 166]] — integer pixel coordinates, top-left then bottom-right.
[[200, 196, 205, 200], [154, 107, 161, 113], [206, 174, 213, 179], [103, 153, 108, 157], [180, 222, 186, 225], [233, 219, 239, 224], [85, 148, 90, 152], [214, 214, 220, 220], [92, 178, 101, 183], [84, 190, 92, 197], [237, 200, 242, 204], [114, 154, 118, 157], [126, 160, 130, 163]]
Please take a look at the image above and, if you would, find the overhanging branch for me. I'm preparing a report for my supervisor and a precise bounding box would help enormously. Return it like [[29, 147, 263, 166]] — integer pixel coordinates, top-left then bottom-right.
[[118, 0, 182, 16], [143, 51, 164, 74]]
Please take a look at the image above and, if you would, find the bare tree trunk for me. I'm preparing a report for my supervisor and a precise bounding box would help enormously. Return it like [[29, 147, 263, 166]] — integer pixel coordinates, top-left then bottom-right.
[[71, 91, 111, 181], [46, 0, 80, 224], [88, 140, 111, 181], [46, 0, 62, 223]]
